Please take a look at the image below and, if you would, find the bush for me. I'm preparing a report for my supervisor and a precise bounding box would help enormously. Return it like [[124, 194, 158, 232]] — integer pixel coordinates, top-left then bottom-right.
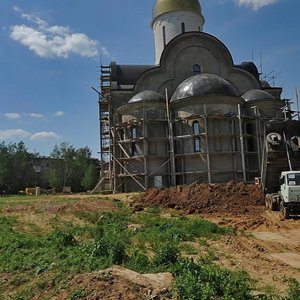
[[173, 259, 254, 300], [91, 221, 128, 265], [47, 232, 78, 248], [153, 243, 180, 267], [126, 250, 150, 272]]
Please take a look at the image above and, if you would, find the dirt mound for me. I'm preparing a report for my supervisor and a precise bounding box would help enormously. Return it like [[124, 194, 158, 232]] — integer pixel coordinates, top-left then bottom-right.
[[136, 181, 265, 217], [52, 266, 173, 300]]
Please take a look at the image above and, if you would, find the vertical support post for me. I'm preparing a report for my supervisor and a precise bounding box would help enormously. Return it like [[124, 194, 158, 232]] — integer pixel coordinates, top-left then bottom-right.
[[254, 107, 261, 170], [112, 124, 117, 193], [238, 104, 247, 182], [204, 105, 212, 183], [296, 87, 300, 121], [283, 130, 293, 171], [165, 88, 176, 186], [108, 103, 113, 191], [143, 119, 149, 189], [98, 95, 104, 181], [179, 120, 184, 184], [231, 117, 237, 181]]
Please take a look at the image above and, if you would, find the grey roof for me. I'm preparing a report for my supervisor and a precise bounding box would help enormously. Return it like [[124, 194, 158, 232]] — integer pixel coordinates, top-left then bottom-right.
[[129, 90, 165, 103], [260, 80, 271, 88], [171, 73, 239, 102], [235, 61, 260, 81], [242, 89, 275, 101], [110, 62, 155, 86]]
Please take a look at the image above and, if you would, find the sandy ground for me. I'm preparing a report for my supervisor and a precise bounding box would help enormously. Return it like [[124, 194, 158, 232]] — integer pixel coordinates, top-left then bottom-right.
[[202, 211, 300, 294]]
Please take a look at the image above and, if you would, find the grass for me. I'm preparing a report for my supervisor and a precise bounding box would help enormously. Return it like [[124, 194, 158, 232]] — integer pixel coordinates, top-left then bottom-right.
[[0, 195, 299, 299]]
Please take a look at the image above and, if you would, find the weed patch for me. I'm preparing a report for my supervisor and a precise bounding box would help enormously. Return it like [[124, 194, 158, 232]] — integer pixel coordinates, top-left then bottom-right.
[[173, 259, 254, 300]]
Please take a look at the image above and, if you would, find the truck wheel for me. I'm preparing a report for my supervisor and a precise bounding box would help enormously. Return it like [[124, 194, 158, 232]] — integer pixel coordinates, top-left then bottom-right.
[[280, 201, 290, 220], [270, 195, 277, 211], [265, 194, 271, 209]]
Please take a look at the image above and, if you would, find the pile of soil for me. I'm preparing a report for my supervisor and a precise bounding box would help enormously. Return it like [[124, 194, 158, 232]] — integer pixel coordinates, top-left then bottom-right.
[[52, 266, 173, 300], [136, 181, 265, 216]]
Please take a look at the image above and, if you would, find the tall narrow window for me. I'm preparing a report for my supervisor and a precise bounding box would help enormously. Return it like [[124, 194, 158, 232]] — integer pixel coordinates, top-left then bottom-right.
[[131, 126, 137, 156], [163, 26, 166, 47], [181, 22, 185, 34], [131, 126, 137, 139], [193, 121, 201, 152], [193, 121, 200, 135], [246, 123, 255, 151], [193, 64, 201, 75]]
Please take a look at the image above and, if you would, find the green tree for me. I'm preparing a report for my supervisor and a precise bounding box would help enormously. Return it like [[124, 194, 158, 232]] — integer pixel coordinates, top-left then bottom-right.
[[47, 143, 98, 192], [81, 162, 99, 191], [0, 141, 36, 194]]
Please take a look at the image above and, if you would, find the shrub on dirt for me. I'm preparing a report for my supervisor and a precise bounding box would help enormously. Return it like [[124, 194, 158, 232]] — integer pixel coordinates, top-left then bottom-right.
[[153, 242, 180, 267], [173, 259, 254, 300], [47, 231, 78, 248], [125, 250, 150, 272], [91, 236, 127, 265], [134, 214, 232, 248]]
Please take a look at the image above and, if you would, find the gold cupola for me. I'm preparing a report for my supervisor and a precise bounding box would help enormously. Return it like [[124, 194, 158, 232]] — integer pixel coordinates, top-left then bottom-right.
[[153, 0, 202, 20]]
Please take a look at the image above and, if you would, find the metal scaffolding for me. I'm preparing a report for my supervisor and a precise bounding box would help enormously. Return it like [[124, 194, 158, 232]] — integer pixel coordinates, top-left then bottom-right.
[[92, 65, 113, 193]]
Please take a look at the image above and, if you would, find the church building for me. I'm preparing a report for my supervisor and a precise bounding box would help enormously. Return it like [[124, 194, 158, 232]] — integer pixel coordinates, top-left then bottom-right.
[[96, 0, 287, 193]]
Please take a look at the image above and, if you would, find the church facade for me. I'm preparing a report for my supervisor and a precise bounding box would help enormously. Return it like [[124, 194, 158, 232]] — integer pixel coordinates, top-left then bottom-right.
[[97, 0, 287, 193]]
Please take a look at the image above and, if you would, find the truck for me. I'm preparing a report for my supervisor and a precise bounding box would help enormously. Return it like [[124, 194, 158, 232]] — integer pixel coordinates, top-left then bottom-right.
[[261, 120, 300, 219]]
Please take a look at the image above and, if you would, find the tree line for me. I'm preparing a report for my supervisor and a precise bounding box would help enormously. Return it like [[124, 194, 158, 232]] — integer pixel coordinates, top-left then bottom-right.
[[0, 141, 99, 194]]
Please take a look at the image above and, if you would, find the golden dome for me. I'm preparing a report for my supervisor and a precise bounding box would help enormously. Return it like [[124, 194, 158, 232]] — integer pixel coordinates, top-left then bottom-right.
[[153, 0, 202, 20]]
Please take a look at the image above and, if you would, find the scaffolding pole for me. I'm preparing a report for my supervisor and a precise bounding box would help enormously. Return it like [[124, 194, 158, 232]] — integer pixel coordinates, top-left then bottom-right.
[[112, 154, 146, 191], [238, 104, 247, 182], [165, 88, 176, 186], [204, 105, 212, 183]]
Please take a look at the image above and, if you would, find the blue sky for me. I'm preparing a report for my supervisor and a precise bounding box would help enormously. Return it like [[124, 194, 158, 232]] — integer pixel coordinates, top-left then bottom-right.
[[0, 0, 299, 157]]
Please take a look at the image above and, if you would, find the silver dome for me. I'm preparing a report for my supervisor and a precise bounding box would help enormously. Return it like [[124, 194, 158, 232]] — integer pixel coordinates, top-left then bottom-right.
[[171, 73, 239, 102], [129, 90, 165, 103], [260, 80, 271, 88], [242, 89, 275, 101]]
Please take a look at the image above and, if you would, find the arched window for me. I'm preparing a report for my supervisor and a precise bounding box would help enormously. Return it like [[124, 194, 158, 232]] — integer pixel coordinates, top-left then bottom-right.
[[198, 26, 201, 32], [193, 121, 201, 152], [163, 26, 166, 47], [193, 64, 201, 75], [181, 22, 185, 34]]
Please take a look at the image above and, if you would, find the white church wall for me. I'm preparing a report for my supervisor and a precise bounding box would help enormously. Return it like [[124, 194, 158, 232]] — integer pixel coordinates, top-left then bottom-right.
[[153, 11, 204, 64]]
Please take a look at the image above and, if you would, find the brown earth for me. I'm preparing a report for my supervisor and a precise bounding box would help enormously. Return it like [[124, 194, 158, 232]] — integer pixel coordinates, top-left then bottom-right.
[[136, 181, 265, 217], [135, 181, 300, 294], [50, 266, 173, 300], [1, 185, 300, 298]]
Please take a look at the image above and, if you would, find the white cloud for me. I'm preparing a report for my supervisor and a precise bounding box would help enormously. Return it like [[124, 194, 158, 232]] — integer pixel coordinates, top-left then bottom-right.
[[30, 131, 59, 141], [4, 113, 22, 120], [10, 7, 104, 59], [0, 129, 30, 139], [28, 113, 44, 119], [235, 0, 279, 9], [54, 111, 64, 117]]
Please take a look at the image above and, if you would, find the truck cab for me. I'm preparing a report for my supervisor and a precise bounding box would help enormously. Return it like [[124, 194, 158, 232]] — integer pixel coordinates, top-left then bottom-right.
[[279, 171, 300, 219]]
